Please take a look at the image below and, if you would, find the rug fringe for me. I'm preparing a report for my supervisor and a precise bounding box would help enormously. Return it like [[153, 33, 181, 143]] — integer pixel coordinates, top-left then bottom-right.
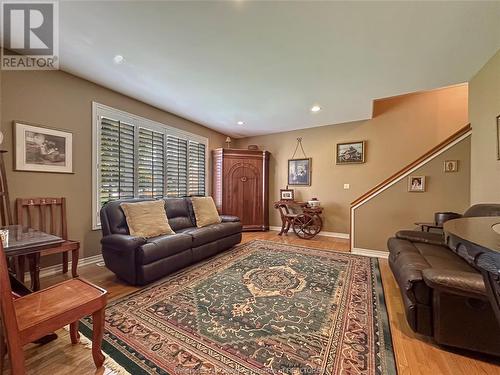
[[63, 326, 130, 374]]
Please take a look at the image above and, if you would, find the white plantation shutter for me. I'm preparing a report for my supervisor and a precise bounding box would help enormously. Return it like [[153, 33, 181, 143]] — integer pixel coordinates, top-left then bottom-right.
[[166, 135, 188, 197], [93, 103, 208, 228], [138, 128, 165, 198], [99, 118, 135, 206], [188, 140, 206, 196]]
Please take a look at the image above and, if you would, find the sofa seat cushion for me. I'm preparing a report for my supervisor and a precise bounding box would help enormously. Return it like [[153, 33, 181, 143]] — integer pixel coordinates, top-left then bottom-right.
[[177, 222, 242, 247], [137, 233, 192, 265], [413, 242, 476, 272]]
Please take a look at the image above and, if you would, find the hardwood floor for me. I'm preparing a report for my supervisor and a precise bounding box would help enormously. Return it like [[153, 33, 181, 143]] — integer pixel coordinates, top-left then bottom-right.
[[2, 231, 499, 374]]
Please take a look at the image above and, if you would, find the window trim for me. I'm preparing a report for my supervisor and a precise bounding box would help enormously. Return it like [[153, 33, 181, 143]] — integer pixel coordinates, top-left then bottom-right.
[[92, 102, 209, 230]]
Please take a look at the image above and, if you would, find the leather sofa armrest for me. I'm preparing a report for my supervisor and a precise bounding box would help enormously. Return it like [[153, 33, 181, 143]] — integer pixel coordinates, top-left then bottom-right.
[[396, 230, 445, 246], [422, 269, 487, 300], [220, 215, 240, 223], [101, 234, 147, 252]]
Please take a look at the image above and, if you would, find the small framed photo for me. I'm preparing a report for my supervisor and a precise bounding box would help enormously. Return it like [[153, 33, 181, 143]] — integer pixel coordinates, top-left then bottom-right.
[[14, 121, 73, 173], [280, 189, 294, 201], [336, 141, 365, 164], [288, 158, 311, 186], [408, 176, 426, 192], [444, 160, 459, 173]]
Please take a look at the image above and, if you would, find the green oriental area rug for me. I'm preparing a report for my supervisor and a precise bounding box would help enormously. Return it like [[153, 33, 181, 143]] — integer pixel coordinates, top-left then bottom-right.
[[80, 240, 396, 375]]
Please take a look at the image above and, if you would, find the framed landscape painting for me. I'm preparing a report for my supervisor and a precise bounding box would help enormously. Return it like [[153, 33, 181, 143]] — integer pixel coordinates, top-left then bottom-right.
[[14, 121, 73, 173], [288, 158, 311, 186], [336, 141, 365, 164]]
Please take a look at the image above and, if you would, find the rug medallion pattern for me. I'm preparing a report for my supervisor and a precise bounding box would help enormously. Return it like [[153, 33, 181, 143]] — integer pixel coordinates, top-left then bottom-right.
[[81, 240, 396, 375]]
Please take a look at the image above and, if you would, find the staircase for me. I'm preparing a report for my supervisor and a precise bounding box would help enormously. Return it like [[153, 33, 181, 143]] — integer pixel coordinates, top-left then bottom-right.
[[349, 123, 472, 256]]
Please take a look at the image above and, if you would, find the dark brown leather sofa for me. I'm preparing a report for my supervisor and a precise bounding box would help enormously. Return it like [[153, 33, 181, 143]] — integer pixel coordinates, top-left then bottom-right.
[[388, 204, 500, 356], [100, 197, 242, 285]]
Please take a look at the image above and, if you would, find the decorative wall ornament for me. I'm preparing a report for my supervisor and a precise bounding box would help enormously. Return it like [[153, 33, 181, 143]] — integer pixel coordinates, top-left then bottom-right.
[[336, 141, 365, 164], [14, 121, 73, 173], [225, 136, 232, 148], [444, 160, 459, 172], [408, 176, 426, 192], [288, 137, 311, 186]]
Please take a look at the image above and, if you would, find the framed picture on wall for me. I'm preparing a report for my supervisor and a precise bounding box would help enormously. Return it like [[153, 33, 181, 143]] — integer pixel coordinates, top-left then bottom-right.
[[444, 160, 459, 172], [336, 141, 365, 164], [280, 189, 294, 201], [408, 176, 426, 192], [288, 158, 311, 186], [14, 121, 73, 173]]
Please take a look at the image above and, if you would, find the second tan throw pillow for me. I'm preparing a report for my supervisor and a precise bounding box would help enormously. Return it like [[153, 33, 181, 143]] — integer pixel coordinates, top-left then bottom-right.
[[121, 200, 174, 238], [191, 196, 222, 228]]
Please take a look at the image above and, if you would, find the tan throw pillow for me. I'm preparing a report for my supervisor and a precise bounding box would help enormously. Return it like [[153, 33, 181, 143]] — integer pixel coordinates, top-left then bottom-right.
[[120, 200, 174, 238], [191, 197, 222, 228]]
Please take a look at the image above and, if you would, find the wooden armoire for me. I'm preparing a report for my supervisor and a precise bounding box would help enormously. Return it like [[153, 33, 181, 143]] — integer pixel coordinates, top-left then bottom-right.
[[212, 148, 270, 231]]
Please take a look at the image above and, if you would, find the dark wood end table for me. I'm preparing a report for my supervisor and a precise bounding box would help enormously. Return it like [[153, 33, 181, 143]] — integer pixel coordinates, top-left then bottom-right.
[[2, 225, 65, 290]]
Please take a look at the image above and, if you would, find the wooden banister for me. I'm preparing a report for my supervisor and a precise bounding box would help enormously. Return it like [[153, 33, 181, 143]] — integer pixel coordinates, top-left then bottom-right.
[[351, 123, 471, 207]]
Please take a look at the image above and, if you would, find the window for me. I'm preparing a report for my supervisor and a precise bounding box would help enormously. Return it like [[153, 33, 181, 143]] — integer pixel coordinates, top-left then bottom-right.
[[92, 102, 208, 229]]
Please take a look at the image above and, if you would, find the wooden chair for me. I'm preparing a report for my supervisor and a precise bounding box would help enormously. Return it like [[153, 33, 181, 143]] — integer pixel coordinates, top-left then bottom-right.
[[0, 241, 107, 374], [15, 198, 80, 291]]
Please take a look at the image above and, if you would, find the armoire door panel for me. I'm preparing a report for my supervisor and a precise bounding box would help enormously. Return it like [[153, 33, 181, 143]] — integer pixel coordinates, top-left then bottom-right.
[[212, 149, 269, 231]]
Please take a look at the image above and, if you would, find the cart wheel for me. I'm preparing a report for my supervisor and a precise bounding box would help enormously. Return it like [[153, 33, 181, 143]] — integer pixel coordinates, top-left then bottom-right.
[[293, 213, 322, 239]]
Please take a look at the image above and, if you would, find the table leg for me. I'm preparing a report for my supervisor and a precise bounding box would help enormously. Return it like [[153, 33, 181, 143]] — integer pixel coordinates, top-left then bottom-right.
[[70, 321, 80, 344], [28, 253, 41, 291], [62, 252, 69, 274], [13, 256, 25, 284], [71, 249, 79, 278], [92, 309, 105, 368]]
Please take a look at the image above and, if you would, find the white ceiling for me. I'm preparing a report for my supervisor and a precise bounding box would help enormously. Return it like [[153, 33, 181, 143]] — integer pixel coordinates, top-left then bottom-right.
[[59, 1, 500, 138]]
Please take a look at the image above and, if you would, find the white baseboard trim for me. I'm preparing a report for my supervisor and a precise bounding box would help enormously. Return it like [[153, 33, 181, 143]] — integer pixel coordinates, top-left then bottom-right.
[[269, 226, 350, 240], [24, 254, 104, 281], [351, 247, 389, 259]]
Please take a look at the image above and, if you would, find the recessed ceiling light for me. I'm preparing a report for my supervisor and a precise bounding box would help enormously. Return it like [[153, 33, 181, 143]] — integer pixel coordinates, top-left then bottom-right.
[[310, 105, 321, 113], [237, 121, 244, 125], [113, 55, 125, 64]]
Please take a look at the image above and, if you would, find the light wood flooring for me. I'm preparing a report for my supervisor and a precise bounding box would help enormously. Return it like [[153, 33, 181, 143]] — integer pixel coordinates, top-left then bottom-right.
[[2, 231, 499, 374]]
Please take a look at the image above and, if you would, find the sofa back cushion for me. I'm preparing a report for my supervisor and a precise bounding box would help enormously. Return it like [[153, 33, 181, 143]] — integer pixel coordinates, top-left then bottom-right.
[[164, 198, 196, 231], [464, 204, 500, 218], [121, 200, 174, 238]]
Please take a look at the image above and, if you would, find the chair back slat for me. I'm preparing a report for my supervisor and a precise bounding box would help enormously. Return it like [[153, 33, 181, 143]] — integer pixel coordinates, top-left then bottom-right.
[[16, 198, 67, 239]]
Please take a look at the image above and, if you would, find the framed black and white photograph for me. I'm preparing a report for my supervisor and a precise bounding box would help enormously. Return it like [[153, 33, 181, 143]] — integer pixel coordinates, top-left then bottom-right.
[[288, 158, 311, 186], [14, 121, 73, 173], [280, 189, 294, 201], [336, 141, 365, 164], [444, 160, 459, 173], [408, 176, 426, 192]]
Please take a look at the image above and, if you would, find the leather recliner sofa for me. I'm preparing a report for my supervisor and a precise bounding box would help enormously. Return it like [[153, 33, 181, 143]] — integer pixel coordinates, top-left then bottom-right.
[[388, 204, 500, 356], [100, 197, 242, 285]]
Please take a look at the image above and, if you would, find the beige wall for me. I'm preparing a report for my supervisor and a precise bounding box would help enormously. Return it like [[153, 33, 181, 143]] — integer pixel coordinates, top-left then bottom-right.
[[355, 137, 470, 251], [469, 50, 500, 204], [0, 70, 228, 262], [235, 84, 468, 234]]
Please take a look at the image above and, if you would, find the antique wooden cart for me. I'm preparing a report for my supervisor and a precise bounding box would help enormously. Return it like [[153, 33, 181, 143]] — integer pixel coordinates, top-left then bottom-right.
[[274, 200, 323, 239]]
